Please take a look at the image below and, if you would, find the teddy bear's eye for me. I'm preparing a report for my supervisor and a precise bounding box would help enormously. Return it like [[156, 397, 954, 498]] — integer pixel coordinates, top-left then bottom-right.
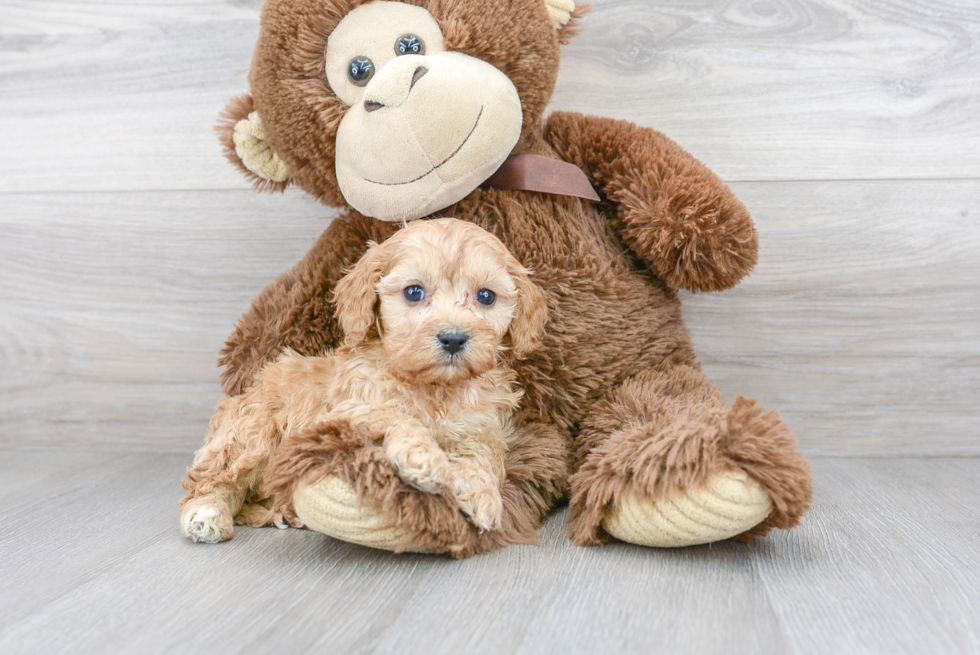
[[403, 285, 425, 303], [348, 56, 374, 86], [395, 34, 425, 56], [476, 289, 496, 306]]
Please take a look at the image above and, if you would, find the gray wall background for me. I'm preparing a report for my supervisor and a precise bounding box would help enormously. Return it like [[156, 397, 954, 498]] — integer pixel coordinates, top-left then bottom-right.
[[2, 0, 978, 454]]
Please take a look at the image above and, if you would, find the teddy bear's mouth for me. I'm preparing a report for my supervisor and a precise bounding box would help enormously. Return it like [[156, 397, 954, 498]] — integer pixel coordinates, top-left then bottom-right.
[[362, 106, 484, 187]]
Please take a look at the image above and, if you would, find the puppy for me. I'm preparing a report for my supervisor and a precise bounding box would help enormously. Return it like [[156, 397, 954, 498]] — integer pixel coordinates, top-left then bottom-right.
[[180, 218, 548, 543]]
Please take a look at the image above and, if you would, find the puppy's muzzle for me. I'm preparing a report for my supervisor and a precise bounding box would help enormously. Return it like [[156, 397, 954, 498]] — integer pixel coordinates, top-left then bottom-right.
[[437, 329, 469, 355]]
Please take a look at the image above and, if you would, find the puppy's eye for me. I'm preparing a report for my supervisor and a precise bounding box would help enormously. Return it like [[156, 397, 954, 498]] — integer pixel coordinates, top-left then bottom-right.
[[403, 285, 425, 303], [395, 34, 424, 56], [476, 289, 496, 306], [348, 56, 374, 86]]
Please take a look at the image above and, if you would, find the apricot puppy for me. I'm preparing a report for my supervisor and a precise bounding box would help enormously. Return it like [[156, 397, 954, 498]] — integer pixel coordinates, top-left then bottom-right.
[[180, 218, 547, 542]]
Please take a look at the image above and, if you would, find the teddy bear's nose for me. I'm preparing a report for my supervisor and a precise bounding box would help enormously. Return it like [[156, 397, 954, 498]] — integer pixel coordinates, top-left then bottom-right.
[[409, 65, 428, 90], [363, 65, 428, 113], [437, 329, 469, 355]]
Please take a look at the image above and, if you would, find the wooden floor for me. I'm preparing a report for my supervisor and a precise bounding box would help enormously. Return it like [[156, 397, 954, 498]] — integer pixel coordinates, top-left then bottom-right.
[[0, 451, 977, 655], [2, 0, 979, 652]]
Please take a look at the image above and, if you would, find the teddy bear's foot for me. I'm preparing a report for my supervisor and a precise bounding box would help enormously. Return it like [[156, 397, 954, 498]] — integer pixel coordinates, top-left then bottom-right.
[[293, 476, 432, 553], [601, 468, 773, 548], [569, 366, 813, 548], [263, 417, 570, 558]]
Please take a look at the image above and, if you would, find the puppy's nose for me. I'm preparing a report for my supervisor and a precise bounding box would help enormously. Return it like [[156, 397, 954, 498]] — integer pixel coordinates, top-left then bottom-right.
[[437, 329, 469, 355]]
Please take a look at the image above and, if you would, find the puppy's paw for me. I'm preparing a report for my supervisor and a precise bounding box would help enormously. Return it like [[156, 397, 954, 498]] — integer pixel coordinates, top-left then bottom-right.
[[180, 499, 234, 544], [388, 444, 452, 494], [453, 477, 503, 532]]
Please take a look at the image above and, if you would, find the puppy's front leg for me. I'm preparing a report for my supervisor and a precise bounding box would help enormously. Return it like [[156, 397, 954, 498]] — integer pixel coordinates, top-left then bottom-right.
[[382, 421, 452, 494], [447, 441, 506, 532]]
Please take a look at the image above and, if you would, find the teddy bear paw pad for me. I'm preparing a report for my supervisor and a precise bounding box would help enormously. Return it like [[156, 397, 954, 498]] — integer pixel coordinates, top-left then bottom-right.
[[601, 469, 773, 548], [293, 476, 434, 553]]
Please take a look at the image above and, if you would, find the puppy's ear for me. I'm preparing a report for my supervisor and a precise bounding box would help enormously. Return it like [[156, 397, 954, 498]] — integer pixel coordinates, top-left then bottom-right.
[[333, 241, 387, 347], [216, 94, 291, 193], [506, 257, 549, 358]]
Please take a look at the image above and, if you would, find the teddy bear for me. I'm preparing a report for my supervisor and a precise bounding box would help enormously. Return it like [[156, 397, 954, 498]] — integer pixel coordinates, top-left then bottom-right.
[[192, 0, 812, 558]]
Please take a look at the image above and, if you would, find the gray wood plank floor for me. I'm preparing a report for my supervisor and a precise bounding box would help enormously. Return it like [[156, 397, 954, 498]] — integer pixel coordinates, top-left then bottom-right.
[[2, 1, 978, 651], [0, 451, 977, 655]]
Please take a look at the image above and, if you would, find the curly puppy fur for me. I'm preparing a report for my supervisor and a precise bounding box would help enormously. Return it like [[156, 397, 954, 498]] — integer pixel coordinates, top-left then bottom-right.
[[181, 219, 547, 542], [208, 0, 812, 554]]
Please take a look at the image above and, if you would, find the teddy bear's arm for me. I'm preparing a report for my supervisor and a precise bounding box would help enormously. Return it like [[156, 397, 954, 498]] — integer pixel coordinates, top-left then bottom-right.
[[544, 111, 758, 292], [218, 213, 398, 396]]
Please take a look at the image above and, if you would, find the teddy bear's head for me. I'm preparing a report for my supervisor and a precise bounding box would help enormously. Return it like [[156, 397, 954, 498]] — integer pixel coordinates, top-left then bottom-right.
[[220, 0, 584, 222]]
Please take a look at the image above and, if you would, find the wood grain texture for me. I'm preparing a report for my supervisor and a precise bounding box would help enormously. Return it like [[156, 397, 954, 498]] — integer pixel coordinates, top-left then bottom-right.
[[0, 189, 332, 449], [0, 1, 977, 453], [0, 453, 978, 655], [0, 0, 263, 193], [1, 0, 978, 194], [2, 181, 977, 453], [553, 0, 980, 181], [2, 2, 977, 651], [686, 180, 980, 455]]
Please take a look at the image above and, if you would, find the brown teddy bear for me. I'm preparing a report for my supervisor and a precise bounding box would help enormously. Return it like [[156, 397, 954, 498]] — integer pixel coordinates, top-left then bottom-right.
[[182, 0, 812, 558]]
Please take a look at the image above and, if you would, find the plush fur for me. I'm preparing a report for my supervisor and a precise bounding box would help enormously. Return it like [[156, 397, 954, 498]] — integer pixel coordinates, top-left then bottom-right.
[[568, 356, 811, 545], [182, 219, 547, 542], [196, 0, 812, 555], [216, 94, 291, 195]]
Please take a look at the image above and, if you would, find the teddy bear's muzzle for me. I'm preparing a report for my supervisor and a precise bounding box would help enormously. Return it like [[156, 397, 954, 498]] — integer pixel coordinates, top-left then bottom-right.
[[334, 52, 523, 222]]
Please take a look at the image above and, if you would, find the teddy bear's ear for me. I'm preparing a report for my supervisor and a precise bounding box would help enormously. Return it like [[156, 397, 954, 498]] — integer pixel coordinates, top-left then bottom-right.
[[545, 0, 589, 43], [216, 94, 291, 193]]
